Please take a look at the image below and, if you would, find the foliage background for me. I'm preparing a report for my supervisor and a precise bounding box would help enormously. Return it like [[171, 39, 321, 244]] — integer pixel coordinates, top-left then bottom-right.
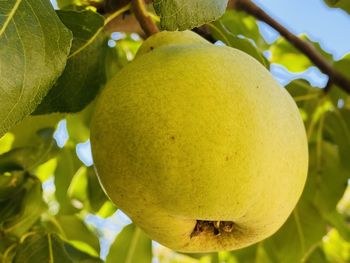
[[1, 0, 350, 262]]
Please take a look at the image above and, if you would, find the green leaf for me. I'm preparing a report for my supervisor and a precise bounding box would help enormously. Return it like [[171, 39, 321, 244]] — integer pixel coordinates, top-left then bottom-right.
[[68, 166, 89, 204], [13, 233, 73, 263], [0, 0, 72, 137], [269, 36, 333, 72], [64, 243, 103, 263], [65, 102, 96, 144], [324, 0, 350, 14], [105, 35, 142, 80], [34, 10, 106, 114], [3, 177, 47, 237], [262, 203, 326, 262], [258, 140, 349, 262], [0, 114, 62, 172], [87, 167, 109, 213], [53, 215, 100, 256], [96, 201, 117, 218], [209, 21, 267, 67], [334, 54, 350, 79], [323, 229, 350, 263], [54, 148, 82, 215], [0, 171, 26, 201], [303, 245, 328, 263], [10, 114, 63, 148], [0, 181, 25, 224], [0, 133, 14, 155], [0, 128, 58, 173], [106, 224, 152, 263], [153, 0, 228, 30], [57, 0, 89, 9], [213, 10, 268, 49]]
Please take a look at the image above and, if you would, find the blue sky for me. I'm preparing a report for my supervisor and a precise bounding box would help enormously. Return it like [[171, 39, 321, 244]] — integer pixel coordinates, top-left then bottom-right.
[[253, 0, 350, 60]]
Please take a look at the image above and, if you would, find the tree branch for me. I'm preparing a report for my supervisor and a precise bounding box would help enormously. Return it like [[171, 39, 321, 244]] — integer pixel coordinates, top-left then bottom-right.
[[235, 0, 350, 94], [131, 0, 159, 37]]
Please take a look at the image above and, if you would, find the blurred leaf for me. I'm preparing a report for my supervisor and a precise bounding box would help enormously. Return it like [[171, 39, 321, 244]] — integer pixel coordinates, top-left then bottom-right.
[[53, 215, 100, 256], [323, 229, 350, 262], [96, 201, 117, 218], [324, 0, 350, 14], [67, 166, 109, 213], [333, 54, 350, 101], [286, 80, 324, 138], [209, 21, 267, 67], [334, 54, 350, 78], [230, 244, 271, 263], [55, 148, 82, 214], [3, 177, 47, 237], [66, 102, 96, 144], [87, 167, 109, 212], [105, 35, 142, 80], [35, 10, 107, 114], [154, 0, 228, 30], [0, 133, 14, 155], [10, 114, 63, 148], [64, 243, 103, 263], [106, 224, 152, 263], [324, 109, 350, 168], [34, 158, 58, 182], [269, 36, 333, 72], [213, 10, 268, 49], [13, 233, 73, 263], [57, 0, 90, 9], [259, 139, 349, 262], [0, 171, 26, 201], [0, 0, 72, 137], [0, 128, 58, 173], [303, 245, 328, 263], [0, 181, 26, 224], [68, 166, 89, 205], [0, 114, 62, 173], [262, 202, 326, 262]]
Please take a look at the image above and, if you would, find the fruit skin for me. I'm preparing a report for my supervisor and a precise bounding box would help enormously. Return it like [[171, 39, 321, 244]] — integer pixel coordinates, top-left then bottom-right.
[[91, 31, 308, 252]]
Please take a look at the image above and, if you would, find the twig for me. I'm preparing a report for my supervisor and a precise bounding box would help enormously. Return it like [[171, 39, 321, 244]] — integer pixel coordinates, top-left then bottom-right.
[[235, 0, 350, 94], [131, 0, 159, 37]]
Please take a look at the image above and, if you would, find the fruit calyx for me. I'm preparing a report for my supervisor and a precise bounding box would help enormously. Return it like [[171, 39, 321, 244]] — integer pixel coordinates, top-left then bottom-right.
[[191, 220, 236, 238]]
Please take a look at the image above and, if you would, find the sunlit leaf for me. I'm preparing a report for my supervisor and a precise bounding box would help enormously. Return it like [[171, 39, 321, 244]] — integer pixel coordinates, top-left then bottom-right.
[[269, 36, 333, 72], [0, 133, 14, 155], [0, 128, 58, 173], [323, 229, 350, 263]]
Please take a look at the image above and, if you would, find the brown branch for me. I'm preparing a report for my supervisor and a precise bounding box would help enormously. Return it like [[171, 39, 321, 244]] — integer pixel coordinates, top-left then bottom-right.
[[131, 0, 159, 37], [235, 0, 350, 94]]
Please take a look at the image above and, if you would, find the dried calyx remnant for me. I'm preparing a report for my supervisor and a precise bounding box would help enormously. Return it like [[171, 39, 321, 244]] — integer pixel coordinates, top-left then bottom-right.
[[191, 220, 235, 237]]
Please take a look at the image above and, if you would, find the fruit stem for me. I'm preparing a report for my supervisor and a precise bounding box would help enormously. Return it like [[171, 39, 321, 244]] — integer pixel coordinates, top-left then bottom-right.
[[131, 0, 159, 37]]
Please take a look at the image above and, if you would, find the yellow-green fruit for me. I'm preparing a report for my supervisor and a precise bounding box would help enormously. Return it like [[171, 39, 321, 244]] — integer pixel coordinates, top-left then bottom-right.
[[91, 31, 308, 252]]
